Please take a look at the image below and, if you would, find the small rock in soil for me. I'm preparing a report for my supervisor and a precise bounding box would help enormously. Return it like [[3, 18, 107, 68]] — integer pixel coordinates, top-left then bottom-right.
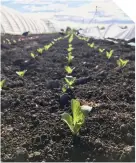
[[3, 154, 13, 162], [119, 146, 135, 161], [31, 114, 37, 121], [94, 138, 103, 148], [33, 151, 41, 159], [124, 133, 134, 144], [120, 124, 128, 133], [46, 80, 60, 89], [14, 147, 28, 162], [22, 141, 29, 148], [60, 93, 70, 107], [1, 98, 10, 109]]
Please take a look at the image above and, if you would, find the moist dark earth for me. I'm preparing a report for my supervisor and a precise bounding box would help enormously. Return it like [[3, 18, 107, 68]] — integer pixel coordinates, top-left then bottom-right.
[[1, 33, 135, 162]]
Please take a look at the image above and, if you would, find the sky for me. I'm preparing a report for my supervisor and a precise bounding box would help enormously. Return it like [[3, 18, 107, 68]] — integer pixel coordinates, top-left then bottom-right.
[[1, 0, 134, 24]]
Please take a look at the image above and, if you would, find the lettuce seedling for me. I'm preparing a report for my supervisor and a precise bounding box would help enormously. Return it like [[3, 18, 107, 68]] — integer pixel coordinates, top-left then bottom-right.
[[69, 44, 72, 47], [99, 48, 105, 53], [62, 84, 67, 93], [0, 79, 6, 89], [106, 50, 114, 59], [117, 58, 129, 68], [13, 40, 16, 43], [16, 70, 27, 77], [65, 66, 75, 74], [88, 43, 95, 48], [30, 53, 36, 58], [68, 34, 74, 43], [37, 48, 44, 54], [66, 52, 74, 64], [44, 44, 52, 51], [61, 99, 91, 135], [67, 47, 74, 52], [64, 76, 76, 87]]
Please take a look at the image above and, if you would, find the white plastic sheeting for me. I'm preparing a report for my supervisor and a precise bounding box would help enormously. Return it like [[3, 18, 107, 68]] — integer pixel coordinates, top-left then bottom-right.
[[1, 5, 135, 40], [1, 6, 58, 35], [81, 24, 135, 40]]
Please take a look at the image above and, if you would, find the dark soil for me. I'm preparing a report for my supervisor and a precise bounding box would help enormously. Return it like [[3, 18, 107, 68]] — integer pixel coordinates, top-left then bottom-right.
[[1, 33, 135, 162]]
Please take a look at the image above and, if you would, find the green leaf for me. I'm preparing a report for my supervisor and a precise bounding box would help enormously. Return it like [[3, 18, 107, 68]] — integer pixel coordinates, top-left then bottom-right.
[[37, 48, 43, 54], [69, 44, 72, 47], [44, 44, 51, 50], [67, 47, 74, 52], [68, 34, 74, 43], [66, 53, 74, 64], [0, 79, 6, 89], [117, 58, 129, 67], [30, 53, 36, 58], [88, 43, 95, 48], [99, 48, 105, 53], [16, 70, 27, 77], [71, 99, 85, 134], [65, 66, 74, 74], [64, 77, 76, 86], [61, 113, 74, 133], [71, 99, 85, 125], [106, 50, 113, 59], [62, 85, 67, 92]]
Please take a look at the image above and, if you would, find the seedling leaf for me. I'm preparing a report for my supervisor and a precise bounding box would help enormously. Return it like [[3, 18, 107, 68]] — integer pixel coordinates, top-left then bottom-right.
[[106, 50, 114, 59], [30, 53, 36, 58], [0, 79, 6, 89], [117, 58, 129, 68], [16, 70, 27, 77], [65, 66, 74, 74], [61, 113, 74, 133]]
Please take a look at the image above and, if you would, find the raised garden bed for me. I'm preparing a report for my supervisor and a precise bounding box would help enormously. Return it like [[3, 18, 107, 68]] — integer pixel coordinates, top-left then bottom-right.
[[1, 33, 135, 162]]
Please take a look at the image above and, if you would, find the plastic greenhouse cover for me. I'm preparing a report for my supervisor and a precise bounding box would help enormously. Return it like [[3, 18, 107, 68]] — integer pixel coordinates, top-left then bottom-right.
[[1, 5, 135, 41]]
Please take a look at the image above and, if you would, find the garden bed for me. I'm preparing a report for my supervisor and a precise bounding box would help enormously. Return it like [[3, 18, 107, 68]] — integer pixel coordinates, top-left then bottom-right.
[[1, 33, 135, 162]]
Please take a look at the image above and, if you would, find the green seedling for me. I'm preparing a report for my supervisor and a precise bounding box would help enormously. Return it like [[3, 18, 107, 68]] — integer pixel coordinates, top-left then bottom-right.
[[6, 39, 11, 44], [62, 84, 67, 93], [57, 37, 62, 40], [65, 66, 75, 74], [44, 44, 52, 51], [64, 76, 76, 87], [88, 43, 95, 48], [67, 47, 74, 52], [0, 79, 6, 89], [61, 99, 91, 135], [13, 40, 16, 43], [69, 44, 72, 47], [84, 38, 89, 42], [16, 70, 27, 77], [106, 50, 114, 59], [117, 58, 129, 68], [37, 48, 44, 54], [66, 52, 74, 64], [30, 53, 36, 58], [6, 38, 10, 42], [68, 34, 74, 43], [99, 48, 105, 53]]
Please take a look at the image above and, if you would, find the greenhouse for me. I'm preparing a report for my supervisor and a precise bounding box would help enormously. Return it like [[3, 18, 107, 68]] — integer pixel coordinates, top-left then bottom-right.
[[1, 0, 135, 162]]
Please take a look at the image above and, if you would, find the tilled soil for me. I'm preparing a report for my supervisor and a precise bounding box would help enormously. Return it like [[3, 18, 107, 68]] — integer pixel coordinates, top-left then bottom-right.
[[1, 33, 135, 162]]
